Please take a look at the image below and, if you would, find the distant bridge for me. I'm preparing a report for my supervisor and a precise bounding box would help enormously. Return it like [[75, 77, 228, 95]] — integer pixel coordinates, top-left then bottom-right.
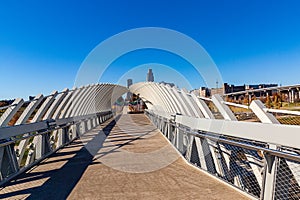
[[0, 82, 299, 199], [224, 84, 300, 103]]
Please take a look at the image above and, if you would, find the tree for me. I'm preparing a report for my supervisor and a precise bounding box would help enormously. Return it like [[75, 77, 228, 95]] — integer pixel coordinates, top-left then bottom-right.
[[266, 95, 271, 108]]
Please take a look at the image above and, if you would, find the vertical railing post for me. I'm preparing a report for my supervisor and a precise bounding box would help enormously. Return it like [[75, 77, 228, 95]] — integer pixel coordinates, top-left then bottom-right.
[[250, 100, 280, 199], [262, 147, 277, 200]]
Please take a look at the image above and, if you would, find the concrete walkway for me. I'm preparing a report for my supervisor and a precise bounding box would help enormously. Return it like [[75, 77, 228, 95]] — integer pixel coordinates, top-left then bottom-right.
[[0, 114, 249, 200]]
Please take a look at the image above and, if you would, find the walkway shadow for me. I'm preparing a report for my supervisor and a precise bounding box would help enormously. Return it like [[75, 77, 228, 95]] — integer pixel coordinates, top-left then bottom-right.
[[0, 116, 120, 200]]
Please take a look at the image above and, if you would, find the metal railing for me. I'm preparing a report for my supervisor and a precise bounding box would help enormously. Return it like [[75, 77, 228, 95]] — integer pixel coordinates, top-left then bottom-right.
[[145, 110, 300, 200], [0, 83, 128, 186], [0, 111, 113, 186]]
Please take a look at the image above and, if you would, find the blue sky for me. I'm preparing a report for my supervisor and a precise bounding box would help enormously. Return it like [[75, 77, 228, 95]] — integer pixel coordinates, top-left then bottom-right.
[[1, 0, 300, 99]]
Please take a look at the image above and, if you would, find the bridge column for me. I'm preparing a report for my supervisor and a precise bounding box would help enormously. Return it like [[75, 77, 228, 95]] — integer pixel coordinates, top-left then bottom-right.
[[288, 90, 294, 103]]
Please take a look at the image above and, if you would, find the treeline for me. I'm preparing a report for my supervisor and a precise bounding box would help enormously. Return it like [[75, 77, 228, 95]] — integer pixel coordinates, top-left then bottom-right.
[[0, 99, 15, 107]]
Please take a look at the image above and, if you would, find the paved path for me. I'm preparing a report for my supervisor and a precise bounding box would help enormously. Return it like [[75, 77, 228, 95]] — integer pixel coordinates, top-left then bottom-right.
[[0, 114, 249, 200]]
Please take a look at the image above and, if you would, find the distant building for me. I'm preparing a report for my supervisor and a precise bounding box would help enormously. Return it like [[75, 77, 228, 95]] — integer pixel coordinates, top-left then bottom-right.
[[223, 83, 245, 94], [210, 87, 224, 96], [190, 87, 210, 97], [126, 79, 133, 101], [190, 89, 200, 96], [146, 69, 154, 82], [190, 83, 278, 98], [199, 87, 211, 97], [127, 79, 133, 88], [223, 83, 278, 94], [160, 81, 175, 87]]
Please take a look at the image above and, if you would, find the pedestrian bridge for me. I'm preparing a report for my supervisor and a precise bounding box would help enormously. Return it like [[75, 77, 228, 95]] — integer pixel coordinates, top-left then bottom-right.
[[0, 82, 299, 199]]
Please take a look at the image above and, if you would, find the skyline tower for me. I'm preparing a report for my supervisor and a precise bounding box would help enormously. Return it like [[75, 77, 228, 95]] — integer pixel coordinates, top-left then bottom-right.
[[126, 79, 133, 100], [146, 69, 154, 82], [127, 79, 133, 88]]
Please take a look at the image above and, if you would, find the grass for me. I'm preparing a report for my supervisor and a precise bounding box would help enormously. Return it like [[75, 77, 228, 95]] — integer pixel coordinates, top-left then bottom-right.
[[277, 116, 300, 125]]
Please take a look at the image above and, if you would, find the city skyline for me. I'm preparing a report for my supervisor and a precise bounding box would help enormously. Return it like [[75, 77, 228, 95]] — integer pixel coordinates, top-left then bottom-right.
[[1, 1, 300, 99]]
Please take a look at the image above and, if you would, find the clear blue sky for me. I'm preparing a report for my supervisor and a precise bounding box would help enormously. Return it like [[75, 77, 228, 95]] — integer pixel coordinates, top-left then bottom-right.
[[1, 0, 300, 99]]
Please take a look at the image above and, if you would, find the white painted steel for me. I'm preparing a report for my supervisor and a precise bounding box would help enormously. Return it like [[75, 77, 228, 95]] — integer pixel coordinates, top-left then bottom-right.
[[0, 98, 24, 127], [175, 115, 299, 150], [180, 89, 200, 117], [212, 94, 237, 121], [61, 86, 84, 119], [32, 91, 58, 122], [0, 83, 127, 185], [15, 94, 44, 125], [43, 88, 69, 120], [52, 89, 74, 119], [250, 100, 279, 124]]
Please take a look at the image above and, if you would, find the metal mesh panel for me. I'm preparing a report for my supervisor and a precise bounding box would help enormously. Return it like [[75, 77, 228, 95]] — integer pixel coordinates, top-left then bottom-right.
[[190, 139, 201, 167], [0, 146, 16, 179], [168, 124, 175, 143], [219, 141, 263, 198], [274, 158, 300, 199], [187, 130, 265, 198], [146, 111, 300, 199]]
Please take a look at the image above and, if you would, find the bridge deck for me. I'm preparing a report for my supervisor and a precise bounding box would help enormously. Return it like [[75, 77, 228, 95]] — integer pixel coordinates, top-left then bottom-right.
[[0, 114, 249, 199]]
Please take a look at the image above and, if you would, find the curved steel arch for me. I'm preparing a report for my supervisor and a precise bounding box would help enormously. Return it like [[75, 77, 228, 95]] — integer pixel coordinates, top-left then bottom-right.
[[130, 82, 203, 117], [0, 83, 127, 183], [131, 82, 171, 113]]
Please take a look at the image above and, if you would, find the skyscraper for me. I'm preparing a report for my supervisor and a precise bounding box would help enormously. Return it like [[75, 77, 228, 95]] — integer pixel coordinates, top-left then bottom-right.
[[126, 79, 133, 100], [146, 69, 154, 82], [127, 79, 133, 88]]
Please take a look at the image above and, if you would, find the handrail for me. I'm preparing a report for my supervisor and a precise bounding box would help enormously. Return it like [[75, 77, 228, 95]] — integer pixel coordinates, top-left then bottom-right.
[[146, 110, 300, 160], [0, 111, 111, 141]]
